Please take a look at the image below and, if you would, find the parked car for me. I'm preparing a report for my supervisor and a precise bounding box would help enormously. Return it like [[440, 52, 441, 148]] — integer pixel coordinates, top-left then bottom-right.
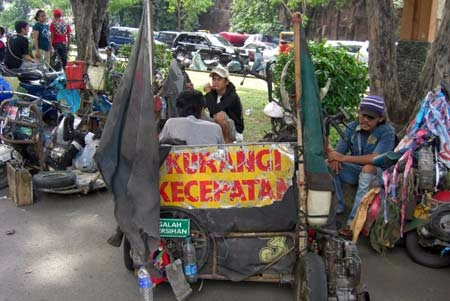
[[325, 40, 369, 66], [240, 42, 278, 62], [171, 32, 235, 64], [244, 34, 277, 46], [219, 32, 249, 47], [108, 26, 139, 48], [156, 31, 179, 47]]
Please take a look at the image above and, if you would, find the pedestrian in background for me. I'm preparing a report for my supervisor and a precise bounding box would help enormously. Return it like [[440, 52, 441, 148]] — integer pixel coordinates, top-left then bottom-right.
[[32, 9, 51, 64], [50, 8, 71, 69]]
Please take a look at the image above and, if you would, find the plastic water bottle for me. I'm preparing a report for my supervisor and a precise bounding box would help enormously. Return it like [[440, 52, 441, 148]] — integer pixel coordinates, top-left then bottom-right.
[[182, 237, 198, 283], [138, 266, 153, 301]]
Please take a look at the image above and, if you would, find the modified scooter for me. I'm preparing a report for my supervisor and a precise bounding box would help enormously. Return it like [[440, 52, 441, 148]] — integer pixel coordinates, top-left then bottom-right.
[[360, 77, 450, 268]]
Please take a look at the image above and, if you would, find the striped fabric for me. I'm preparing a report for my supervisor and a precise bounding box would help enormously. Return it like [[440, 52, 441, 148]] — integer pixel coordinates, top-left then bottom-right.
[[359, 95, 385, 116]]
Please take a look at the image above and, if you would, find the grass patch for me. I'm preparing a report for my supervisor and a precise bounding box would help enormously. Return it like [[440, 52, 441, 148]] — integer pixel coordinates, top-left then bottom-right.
[[236, 87, 272, 142]]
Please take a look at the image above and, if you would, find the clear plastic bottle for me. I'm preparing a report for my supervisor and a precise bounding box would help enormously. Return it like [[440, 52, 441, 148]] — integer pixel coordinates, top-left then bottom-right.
[[417, 146, 435, 191], [138, 266, 153, 301], [182, 237, 198, 283]]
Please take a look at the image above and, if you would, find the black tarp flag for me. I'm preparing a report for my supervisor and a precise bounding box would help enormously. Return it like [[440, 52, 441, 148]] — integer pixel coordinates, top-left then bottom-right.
[[95, 0, 160, 260]]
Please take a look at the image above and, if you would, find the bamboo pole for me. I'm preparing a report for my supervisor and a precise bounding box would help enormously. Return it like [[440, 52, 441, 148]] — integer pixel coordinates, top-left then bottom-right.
[[292, 12, 308, 255], [144, 0, 154, 81]]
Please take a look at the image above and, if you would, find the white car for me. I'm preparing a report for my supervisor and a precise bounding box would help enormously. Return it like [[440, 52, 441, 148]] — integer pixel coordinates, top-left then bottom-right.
[[325, 40, 369, 66]]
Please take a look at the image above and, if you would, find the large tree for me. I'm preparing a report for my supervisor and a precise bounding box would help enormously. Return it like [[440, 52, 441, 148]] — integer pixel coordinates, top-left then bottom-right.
[[367, 0, 450, 130], [70, 0, 109, 62]]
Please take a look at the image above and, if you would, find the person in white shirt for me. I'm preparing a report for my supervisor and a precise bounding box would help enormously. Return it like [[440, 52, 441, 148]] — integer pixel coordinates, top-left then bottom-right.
[[159, 90, 224, 145]]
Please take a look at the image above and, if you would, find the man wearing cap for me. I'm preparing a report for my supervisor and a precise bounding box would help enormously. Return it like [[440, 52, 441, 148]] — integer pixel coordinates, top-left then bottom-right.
[[159, 90, 224, 145], [327, 95, 396, 236], [50, 8, 71, 69], [204, 67, 244, 143]]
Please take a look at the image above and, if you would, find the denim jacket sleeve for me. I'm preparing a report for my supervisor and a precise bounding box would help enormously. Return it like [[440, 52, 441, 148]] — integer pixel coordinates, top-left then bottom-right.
[[373, 123, 397, 155]]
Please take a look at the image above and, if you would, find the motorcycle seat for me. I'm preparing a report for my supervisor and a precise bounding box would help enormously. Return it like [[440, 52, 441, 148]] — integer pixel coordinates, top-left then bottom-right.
[[0, 64, 62, 83]]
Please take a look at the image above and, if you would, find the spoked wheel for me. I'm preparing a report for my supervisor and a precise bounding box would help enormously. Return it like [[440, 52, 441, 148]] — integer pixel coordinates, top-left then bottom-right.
[[122, 208, 212, 272], [160, 207, 212, 271], [293, 252, 328, 301], [405, 230, 450, 268]]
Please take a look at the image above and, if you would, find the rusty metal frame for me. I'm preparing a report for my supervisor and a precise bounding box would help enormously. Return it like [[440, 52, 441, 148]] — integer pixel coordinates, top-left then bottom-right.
[[197, 231, 297, 284], [0, 99, 46, 170]]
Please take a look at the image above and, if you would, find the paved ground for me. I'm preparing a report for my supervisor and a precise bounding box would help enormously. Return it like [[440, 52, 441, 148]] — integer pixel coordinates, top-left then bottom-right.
[[1, 187, 449, 301]]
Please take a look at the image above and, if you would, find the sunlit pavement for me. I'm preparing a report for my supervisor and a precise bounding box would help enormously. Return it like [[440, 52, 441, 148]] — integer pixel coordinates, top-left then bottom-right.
[[0, 188, 449, 301]]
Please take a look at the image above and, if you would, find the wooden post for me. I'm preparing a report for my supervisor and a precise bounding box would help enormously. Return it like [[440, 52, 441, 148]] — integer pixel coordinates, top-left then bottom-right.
[[400, 0, 439, 42], [292, 12, 308, 256]]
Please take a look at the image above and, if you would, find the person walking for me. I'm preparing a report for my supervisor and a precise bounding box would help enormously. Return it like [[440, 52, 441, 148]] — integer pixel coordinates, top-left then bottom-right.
[[32, 9, 51, 64], [50, 8, 71, 69]]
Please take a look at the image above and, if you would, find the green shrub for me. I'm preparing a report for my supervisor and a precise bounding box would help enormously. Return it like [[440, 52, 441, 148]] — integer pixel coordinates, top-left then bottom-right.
[[116, 42, 172, 76], [273, 41, 369, 115]]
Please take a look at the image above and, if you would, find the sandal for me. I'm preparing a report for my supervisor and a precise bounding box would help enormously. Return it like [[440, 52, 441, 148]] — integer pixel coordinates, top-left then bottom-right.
[[339, 226, 353, 238]]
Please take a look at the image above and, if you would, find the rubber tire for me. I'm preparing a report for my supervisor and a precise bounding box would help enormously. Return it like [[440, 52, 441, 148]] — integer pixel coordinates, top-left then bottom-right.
[[123, 237, 134, 271], [293, 252, 328, 301], [33, 171, 77, 189], [0, 164, 8, 189], [405, 230, 450, 268], [429, 204, 450, 241]]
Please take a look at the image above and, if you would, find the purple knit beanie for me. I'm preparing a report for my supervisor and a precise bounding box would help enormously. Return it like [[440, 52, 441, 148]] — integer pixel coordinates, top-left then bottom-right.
[[359, 95, 385, 118]]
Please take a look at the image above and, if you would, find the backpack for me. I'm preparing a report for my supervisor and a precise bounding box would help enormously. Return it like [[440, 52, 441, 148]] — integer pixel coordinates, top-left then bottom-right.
[[54, 20, 68, 35]]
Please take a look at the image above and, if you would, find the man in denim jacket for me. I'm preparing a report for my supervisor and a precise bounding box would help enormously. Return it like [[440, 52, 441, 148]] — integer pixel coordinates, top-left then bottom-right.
[[327, 96, 396, 235]]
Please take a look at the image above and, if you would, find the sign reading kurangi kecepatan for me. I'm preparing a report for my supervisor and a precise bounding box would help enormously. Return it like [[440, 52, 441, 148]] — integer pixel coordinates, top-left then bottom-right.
[[159, 144, 295, 209]]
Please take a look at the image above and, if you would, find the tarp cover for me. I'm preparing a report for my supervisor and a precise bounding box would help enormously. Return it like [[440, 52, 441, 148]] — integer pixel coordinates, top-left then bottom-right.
[[298, 27, 334, 192], [95, 1, 160, 259]]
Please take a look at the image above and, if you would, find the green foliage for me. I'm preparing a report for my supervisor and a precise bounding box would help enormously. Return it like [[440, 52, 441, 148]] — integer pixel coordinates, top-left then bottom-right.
[[115, 42, 172, 76], [230, 0, 287, 34], [0, 0, 71, 30], [154, 0, 177, 31], [166, 0, 214, 31], [273, 41, 369, 115]]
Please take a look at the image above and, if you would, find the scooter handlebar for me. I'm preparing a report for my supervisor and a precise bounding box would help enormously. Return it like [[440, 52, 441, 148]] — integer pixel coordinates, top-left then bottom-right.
[[0, 90, 69, 111]]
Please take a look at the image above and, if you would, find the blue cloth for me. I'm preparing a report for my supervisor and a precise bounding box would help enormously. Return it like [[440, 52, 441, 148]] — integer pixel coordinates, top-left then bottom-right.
[[0, 76, 13, 101], [334, 121, 396, 218]]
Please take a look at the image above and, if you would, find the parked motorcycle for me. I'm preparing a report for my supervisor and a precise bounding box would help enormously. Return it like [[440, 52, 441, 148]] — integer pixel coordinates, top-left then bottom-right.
[[365, 78, 450, 268], [0, 65, 64, 123], [226, 49, 249, 74]]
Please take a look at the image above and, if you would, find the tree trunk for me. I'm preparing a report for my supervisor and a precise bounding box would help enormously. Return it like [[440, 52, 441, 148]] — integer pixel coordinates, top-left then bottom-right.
[[405, 0, 450, 128], [366, 0, 403, 128], [70, 0, 109, 63]]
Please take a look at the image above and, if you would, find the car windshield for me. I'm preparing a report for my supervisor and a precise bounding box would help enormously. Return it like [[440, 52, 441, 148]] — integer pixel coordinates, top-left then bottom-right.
[[209, 35, 232, 47]]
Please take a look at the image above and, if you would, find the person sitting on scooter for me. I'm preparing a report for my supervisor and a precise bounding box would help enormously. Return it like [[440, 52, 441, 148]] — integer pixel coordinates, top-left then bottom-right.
[[4, 21, 39, 70], [204, 67, 244, 143], [327, 96, 396, 237], [159, 90, 224, 145]]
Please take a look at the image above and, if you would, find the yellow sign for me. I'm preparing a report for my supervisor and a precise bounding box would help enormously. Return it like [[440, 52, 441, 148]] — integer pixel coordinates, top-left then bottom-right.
[[159, 143, 295, 209]]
